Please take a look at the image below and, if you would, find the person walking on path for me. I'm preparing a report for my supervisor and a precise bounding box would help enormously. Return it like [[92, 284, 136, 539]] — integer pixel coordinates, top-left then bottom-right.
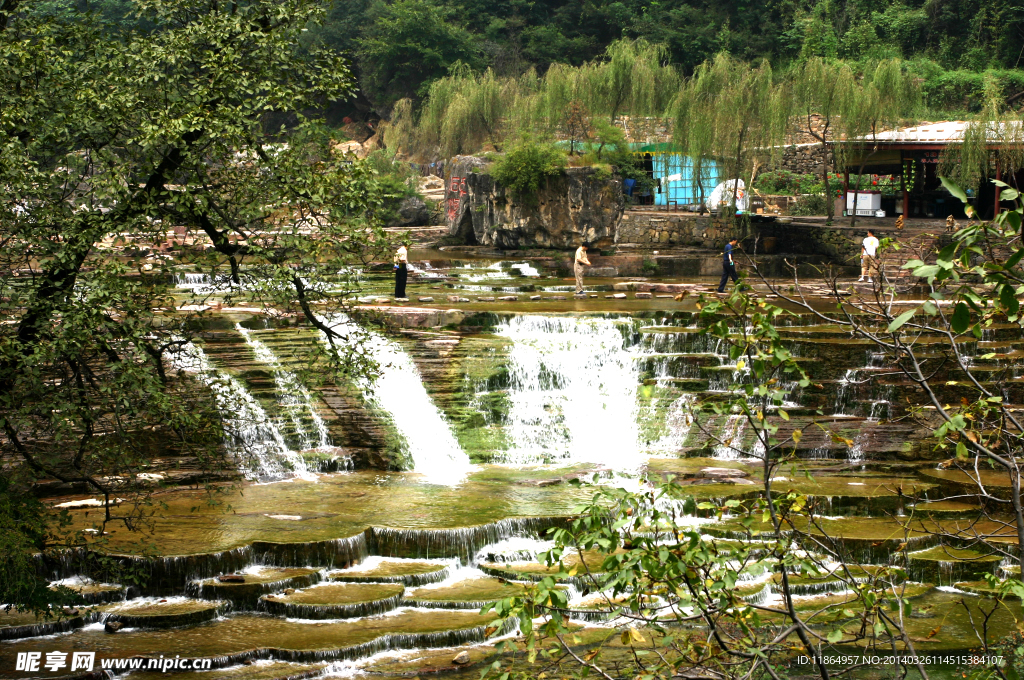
[[574, 242, 591, 296], [858, 229, 879, 283], [717, 238, 740, 293], [394, 241, 409, 299]]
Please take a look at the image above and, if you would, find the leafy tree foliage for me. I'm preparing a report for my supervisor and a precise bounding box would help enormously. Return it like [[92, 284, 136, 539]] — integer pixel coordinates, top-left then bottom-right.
[[356, 0, 482, 112], [0, 0, 395, 610], [490, 139, 567, 198], [297, 0, 1024, 115]]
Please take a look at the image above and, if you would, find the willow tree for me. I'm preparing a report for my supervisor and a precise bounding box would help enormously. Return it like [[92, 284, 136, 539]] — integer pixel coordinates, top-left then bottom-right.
[[670, 88, 717, 211], [675, 54, 788, 225], [389, 66, 534, 158], [841, 60, 921, 228], [940, 76, 1024, 210], [391, 39, 681, 161], [584, 39, 678, 127], [791, 57, 857, 221]]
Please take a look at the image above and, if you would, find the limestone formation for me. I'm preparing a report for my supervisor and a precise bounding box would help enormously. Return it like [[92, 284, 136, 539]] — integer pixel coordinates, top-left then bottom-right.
[[446, 156, 624, 249]]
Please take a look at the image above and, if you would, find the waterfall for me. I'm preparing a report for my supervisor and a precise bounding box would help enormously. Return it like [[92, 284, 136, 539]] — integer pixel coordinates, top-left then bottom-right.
[[236, 324, 331, 451], [493, 316, 643, 470], [646, 393, 696, 454], [712, 415, 748, 460], [170, 342, 310, 481], [833, 369, 857, 416], [320, 316, 470, 485]]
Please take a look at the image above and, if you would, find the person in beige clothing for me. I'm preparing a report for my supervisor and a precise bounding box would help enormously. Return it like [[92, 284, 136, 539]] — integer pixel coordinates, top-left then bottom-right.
[[574, 242, 591, 295]]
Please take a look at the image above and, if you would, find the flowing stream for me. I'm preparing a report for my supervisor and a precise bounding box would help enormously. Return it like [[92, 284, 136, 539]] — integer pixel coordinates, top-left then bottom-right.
[[236, 324, 332, 451]]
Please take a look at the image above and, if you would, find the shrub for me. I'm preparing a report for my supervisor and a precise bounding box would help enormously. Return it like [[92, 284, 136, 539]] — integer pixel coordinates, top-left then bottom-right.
[[490, 139, 566, 198], [754, 169, 823, 196], [790, 193, 829, 216], [363, 149, 419, 224]]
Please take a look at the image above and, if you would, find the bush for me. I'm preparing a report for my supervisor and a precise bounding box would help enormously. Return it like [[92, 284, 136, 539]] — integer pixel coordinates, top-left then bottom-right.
[[592, 120, 655, 192], [490, 139, 566, 198], [790, 193, 829, 216], [363, 149, 419, 224], [754, 170, 823, 196]]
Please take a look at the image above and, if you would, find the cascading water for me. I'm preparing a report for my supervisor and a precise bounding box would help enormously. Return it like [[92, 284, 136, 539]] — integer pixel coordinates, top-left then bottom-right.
[[712, 415, 748, 460], [320, 316, 470, 485], [236, 324, 331, 451], [170, 342, 310, 481], [833, 369, 858, 416], [493, 315, 643, 470], [646, 393, 697, 454]]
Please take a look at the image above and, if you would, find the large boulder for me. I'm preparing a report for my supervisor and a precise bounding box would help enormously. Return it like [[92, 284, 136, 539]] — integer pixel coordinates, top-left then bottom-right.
[[394, 196, 430, 227], [446, 156, 624, 249]]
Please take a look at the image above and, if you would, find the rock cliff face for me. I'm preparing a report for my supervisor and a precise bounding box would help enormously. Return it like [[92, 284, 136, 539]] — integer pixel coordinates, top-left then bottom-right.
[[445, 156, 625, 249]]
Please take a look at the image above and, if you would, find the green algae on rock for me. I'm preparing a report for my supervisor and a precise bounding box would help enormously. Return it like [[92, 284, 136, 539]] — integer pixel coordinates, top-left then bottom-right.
[[101, 597, 228, 629], [906, 546, 1003, 585], [0, 609, 89, 641], [405, 577, 531, 609], [189, 568, 324, 608], [1, 610, 512, 678], [262, 583, 404, 619], [329, 559, 451, 586]]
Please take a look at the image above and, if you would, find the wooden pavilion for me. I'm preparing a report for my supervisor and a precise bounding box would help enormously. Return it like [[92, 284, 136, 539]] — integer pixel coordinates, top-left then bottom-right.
[[832, 121, 1023, 220]]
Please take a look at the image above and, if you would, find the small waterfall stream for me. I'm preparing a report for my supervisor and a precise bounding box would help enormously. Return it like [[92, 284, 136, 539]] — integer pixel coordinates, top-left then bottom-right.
[[236, 324, 331, 451], [170, 342, 310, 481], [321, 316, 471, 485], [494, 315, 643, 470]]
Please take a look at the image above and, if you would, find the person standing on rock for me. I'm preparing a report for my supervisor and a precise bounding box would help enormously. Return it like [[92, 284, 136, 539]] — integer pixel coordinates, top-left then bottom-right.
[[717, 238, 740, 293], [394, 241, 409, 299], [858, 229, 879, 283], [574, 242, 591, 296]]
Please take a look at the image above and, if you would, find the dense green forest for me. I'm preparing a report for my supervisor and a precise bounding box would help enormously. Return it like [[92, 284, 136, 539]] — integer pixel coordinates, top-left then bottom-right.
[[29, 0, 1024, 118]]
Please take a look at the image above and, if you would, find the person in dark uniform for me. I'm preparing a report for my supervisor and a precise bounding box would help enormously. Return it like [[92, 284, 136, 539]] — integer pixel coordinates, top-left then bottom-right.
[[717, 238, 740, 293], [394, 242, 409, 299]]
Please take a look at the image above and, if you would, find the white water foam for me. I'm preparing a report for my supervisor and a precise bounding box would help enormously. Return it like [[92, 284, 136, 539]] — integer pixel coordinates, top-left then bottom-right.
[[494, 316, 643, 471]]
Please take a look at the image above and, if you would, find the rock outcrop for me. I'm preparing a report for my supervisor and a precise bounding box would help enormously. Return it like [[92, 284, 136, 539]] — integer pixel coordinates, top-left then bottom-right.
[[446, 156, 624, 249], [394, 196, 430, 227]]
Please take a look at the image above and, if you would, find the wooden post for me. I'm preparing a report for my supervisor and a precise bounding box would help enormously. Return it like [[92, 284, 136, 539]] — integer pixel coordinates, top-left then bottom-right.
[[995, 159, 1002, 218], [842, 169, 850, 218], [901, 152, 910, 219]]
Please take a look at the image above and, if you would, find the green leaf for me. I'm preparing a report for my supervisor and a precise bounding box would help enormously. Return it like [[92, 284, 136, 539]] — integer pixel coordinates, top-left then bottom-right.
[[1002, 188, 1020, 202], [951, 302, 970, 334], [911, 264, 940, 279], [939, 176, 968, 204], [778, 409, 789, 421], [1001, 284, 1020, 318], [827, 629, 843, 643], [887, 308, 917, 332], [1006, 247, 1024, 270]]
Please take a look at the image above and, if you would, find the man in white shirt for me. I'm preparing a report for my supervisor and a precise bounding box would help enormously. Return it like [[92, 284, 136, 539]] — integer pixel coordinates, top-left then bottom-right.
[[859, 229, 879, 283], [574, 242, 591, 295]]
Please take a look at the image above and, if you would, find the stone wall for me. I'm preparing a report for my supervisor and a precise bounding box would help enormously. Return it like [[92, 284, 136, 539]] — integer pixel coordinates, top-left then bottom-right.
[[776, 143, 832, 176], [616, 212, 744, 248]]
